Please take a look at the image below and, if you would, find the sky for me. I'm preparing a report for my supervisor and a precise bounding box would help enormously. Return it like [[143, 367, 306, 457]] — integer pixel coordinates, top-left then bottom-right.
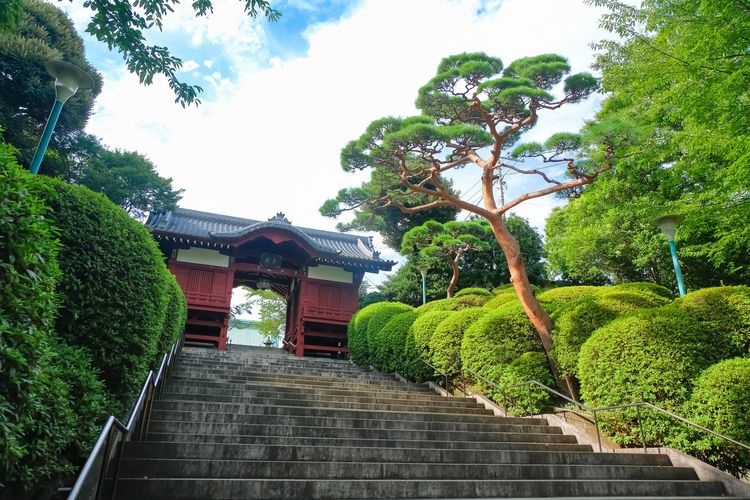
[[57, 0, 614, 285]]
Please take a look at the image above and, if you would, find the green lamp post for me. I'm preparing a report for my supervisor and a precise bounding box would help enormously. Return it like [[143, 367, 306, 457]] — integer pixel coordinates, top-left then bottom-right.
[[653, 214, 686, 297], [417, 264, 430, 305], [29, 60, 95, 175]]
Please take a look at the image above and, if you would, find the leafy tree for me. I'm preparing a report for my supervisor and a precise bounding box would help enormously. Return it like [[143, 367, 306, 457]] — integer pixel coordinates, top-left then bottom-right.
[[76, 146, 183, 220], [322, 51, 617, 382], [234, 287, 287, 343], [549, 0, 750, 288], [378, 258, 451, 307], [401, 220, 490, 298], [321, 178, 460, 250], [0, 0, 101, 172]]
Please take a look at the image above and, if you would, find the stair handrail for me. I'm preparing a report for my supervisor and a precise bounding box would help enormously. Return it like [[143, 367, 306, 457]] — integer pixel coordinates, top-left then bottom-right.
[[408, 358, 750, 455], [66, 336, 183, 500]]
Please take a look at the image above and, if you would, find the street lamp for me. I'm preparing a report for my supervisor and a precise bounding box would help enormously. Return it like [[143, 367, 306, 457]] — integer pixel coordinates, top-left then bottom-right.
[[653, 214, 686, 297], [417, 264, 430, 305], [29, 60, 95, 174]]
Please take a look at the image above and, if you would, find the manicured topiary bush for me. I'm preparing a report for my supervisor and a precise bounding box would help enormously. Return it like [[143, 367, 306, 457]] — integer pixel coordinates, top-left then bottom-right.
[[482, 289, 519, 309], [537, 286, 601, 317], [553, 290, 670, 378], [416, 294, 489, 312], [610, 281, 673, 299], [674, 286, 750, 356], [454, 287, 492, 298], [415, 298, 453, 313], [403, 310, 454, 381], [669, 358, 750, 477], [492, 352, 555, 416], [461, 302, 543, 387], [348, 302, 412, 366], [0, 152, 75, 495], [577, 306, 735, 446], [156, 273, 187, 356], [30, 176, 172, 417], [430, 307, 488, 374], [372, 310, 420, 373]]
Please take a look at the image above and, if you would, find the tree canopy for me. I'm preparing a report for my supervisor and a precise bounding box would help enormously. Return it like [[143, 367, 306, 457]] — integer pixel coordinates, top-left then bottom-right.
[[0, 0, 101, 171], [548, 0, 750, 289], [1, 0, 279, 106], [321, 51, 618, 378]]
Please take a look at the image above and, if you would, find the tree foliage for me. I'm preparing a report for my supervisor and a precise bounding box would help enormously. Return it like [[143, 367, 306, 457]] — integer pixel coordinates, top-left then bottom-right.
[[0, 0, 101, 171], [550, 0, 750, 288], [401, 220, 490, 298], [321, 51, 620, 380]]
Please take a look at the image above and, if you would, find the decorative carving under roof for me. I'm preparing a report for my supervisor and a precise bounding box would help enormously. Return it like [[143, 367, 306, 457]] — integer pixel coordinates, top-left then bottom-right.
[[269, 212, 291, 224]]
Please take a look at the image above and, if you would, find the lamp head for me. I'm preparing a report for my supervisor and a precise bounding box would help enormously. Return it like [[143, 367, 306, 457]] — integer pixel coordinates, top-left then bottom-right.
[[45, 61, 95, 103], [416, 264, 430, 278], [653, 214, 684, 241]]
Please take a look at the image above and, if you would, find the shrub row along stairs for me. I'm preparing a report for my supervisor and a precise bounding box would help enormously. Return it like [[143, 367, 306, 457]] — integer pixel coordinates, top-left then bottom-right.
[[115, 346, 728, 499]]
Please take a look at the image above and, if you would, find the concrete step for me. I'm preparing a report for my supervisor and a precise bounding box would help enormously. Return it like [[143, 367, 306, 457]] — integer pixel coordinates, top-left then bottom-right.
[[114, 478, 726, 499], [143, 432, 589, 450], [164, 378, 434, 396], [123, 442, 673, 467], [146, 420, 574, 443], [118, 458, 699, 481]]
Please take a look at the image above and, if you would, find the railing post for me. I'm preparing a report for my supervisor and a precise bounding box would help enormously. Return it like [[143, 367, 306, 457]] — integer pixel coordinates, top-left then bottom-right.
[[636, 404, 647, 452], [526, 383, 533, 416], [593, 410, 602, 452]]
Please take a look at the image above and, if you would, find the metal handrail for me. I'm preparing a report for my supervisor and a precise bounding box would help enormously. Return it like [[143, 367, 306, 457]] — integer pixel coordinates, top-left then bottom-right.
[[67, 337, 183, 500], [406, 357, 750, 455]]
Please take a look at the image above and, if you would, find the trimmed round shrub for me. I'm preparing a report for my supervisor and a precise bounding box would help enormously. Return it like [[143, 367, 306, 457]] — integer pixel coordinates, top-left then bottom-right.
[[674, 286, 750, 356], [492, 352, 555, 416], [537, 286, 601, 317], [483, 289, 520, 309], [553, 290, 670, 378], [30, 176, 172, 417], [461, 302, 544, 387], [454, 287, 492, 298], [430, 307, 488, 374], [578, 306, 729, 446], [404, 310, 454, 381], [416, 294, 489, 312], [349, 302, 412, 367], [669, 358, 750, 477], [371, 310, 420, 373], [610, 281, 673, 299], [415, 298, 453, 313]]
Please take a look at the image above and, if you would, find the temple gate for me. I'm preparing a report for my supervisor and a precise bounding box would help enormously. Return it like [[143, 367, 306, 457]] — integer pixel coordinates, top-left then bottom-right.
[[145, 208, 394, 357]]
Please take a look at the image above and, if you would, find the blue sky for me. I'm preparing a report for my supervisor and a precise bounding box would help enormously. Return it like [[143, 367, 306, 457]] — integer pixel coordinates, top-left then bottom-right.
[[57, 0, 612, 284]]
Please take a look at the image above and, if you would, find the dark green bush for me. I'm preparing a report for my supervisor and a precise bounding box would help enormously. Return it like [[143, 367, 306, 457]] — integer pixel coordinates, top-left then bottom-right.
[[403, 310, 454, 381], [553, 290, 670, 378], [348, 302, 412, 367], [156, 272, 187, 356], [674, 286, 750, 355], [461, 302, 543, 387], [454, 287, 492, 298], [372, 310, 420, 373], [30, 176, 171, 417], [492, 352, 555, 416], [578, 306, 731, 446], [0, 152, 73, 494], [430, 308, 488, 374], [669, 358, 750, 477]]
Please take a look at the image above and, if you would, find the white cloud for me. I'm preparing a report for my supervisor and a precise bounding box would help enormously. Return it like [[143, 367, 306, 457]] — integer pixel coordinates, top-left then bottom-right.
[[83, 0, 610, 284], [180, 60, 201, 73]]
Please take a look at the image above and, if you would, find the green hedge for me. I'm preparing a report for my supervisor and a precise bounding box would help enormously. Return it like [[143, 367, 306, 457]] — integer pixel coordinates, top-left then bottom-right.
[[404, 310, 454, 381], [430, 307, 488, 374], [674, 286, 750, 356], [461, 302, 544, 387], [553, 290, 670, 378], [482, 289, 519, 309], [610, 281, 673, 299], [454, 287, 492, 298], [348, 302, 412, 366], [492, 352, 555, 416], [670, 358, 750, 477], [577, 306, 736, 446], [0, 154, 72, 494], [30, 176, 173, 417], [537, 285, 601, 317], [416, 294, 489, 312], [371, 310, 420, 373], [156, 273, 187, 356]]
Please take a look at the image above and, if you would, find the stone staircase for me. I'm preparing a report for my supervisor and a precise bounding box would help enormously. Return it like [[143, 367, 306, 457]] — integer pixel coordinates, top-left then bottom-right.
[[114, 346, 730, 499]]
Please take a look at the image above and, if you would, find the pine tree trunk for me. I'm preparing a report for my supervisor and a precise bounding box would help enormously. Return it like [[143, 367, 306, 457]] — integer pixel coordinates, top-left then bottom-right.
[[485, 213, 578, 401], [447, 255, 460, 298]]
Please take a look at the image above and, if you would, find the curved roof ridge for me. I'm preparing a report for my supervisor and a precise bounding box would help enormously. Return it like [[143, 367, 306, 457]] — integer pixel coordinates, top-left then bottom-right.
[[210, 220, 338, 254]]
